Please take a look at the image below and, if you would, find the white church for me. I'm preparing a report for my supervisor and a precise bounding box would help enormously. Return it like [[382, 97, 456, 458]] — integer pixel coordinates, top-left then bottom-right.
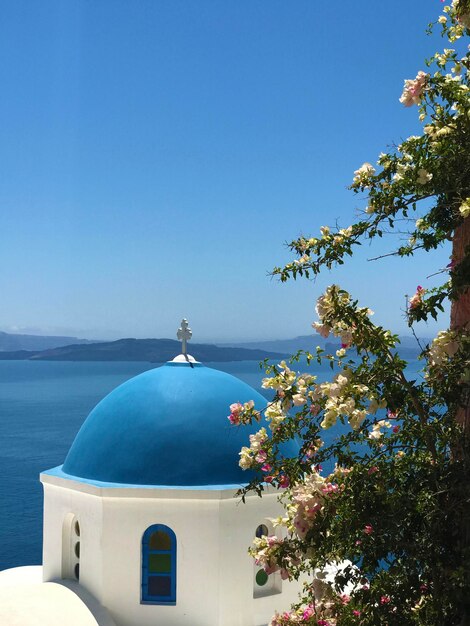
[[0, 321, 301, 625]]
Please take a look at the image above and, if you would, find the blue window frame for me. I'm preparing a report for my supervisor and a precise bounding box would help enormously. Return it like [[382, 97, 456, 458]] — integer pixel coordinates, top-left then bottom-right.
[[141, 524, 177, 604]]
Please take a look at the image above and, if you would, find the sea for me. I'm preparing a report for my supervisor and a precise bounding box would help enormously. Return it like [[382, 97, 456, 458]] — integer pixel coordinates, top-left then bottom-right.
[[0, 358, 423, 571]]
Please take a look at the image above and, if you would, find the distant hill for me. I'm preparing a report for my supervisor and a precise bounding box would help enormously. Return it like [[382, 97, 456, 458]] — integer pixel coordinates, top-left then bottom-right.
[[0, 331, 97, 352], [0, 338, 285, 363], [219, 335, 329, 353], [220, 334, 432, 359], [0, 332, 433, 363]]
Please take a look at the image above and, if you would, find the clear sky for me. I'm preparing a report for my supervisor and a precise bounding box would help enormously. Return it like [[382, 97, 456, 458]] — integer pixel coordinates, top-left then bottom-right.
[[0, 0, 452, 342]]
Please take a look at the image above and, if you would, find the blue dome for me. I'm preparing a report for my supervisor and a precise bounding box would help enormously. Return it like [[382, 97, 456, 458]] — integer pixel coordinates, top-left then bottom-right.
[[62, 362, 297, 487]]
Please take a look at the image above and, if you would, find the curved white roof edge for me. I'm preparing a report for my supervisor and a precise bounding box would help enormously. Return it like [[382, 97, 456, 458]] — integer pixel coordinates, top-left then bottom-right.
[[0, 570, 117, 626]]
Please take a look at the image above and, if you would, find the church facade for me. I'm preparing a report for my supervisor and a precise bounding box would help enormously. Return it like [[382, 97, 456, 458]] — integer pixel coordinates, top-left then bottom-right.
[[0, 323, 301, 625]]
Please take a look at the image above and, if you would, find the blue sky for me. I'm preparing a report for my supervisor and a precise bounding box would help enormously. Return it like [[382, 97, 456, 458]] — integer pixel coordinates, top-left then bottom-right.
[[0, 0, 451, 342]]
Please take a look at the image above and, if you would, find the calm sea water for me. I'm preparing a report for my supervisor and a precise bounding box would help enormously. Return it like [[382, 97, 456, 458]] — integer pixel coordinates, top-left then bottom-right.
[[0, 358, 422, 571]]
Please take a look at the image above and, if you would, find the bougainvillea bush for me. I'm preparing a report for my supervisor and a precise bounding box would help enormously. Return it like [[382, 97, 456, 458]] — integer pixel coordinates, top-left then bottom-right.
[[230, 2, 470, 624]]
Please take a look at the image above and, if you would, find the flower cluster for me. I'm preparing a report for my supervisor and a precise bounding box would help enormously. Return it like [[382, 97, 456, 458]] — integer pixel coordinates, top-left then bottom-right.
[[269, 604, 336, 626], [239, 427, 269, 469], [427, 329, 460, 367], [313, 369, 371, 430], [312, 286, 374, 350], [288, 470, 329, 539], [399, 71, 429, 107], [261, 361, 317, 425], [368, 419, 392, 441], [227, 400, 260, 426], [352, 162, 375, 187], [408, 285, 426, 310], [250, 534, 298, 579], [460, 198, 470, 218]]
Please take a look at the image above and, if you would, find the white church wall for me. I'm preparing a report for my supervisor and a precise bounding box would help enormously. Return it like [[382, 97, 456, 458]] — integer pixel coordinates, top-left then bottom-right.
[[42, 476, 303, 626], [218, 490, 302, 626], [42, 481, 105, 604], [100, 494, 222, 626]]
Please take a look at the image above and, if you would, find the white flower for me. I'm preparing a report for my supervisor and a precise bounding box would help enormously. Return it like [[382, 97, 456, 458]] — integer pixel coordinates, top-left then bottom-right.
[[428, 330, 460, 367], [312, 321, 331, 338], [417, 169, 433, 185], [459, 198, 470, 218], [292, 394, 306, 407], [353, 162, 376, 185], [321, 409, 337, 429], [399, 71, 428, 107], [349, 409, 367, 430], [369, 420, 391, 440]]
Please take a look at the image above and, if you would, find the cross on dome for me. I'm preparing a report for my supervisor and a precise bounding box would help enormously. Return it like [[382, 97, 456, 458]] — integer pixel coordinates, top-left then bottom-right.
[[177, 319, 192, 355]]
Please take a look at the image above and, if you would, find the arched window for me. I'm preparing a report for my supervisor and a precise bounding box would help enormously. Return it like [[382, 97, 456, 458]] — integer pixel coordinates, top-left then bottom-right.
[[253, 522, 282, 598], [141, 524, 177, 604], [62, 513, 80, 581]]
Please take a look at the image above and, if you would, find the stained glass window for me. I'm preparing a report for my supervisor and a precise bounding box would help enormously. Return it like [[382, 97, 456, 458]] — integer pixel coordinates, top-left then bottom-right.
[[141, 525, 176, 604]]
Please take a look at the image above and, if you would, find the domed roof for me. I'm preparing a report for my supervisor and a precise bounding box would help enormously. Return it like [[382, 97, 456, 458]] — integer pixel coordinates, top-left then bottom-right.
[[62, 362, 297, 488]]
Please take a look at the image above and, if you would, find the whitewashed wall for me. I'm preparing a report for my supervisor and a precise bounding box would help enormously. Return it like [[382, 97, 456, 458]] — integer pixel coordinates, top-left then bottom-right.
[[41, 474, 302, 626]]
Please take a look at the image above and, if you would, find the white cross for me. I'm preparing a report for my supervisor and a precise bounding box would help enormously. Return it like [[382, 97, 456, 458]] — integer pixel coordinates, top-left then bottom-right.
[[177, 319, 192, 356]]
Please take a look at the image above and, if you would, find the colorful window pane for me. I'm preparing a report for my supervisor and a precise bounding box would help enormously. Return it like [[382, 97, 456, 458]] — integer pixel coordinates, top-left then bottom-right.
[[149, 530, 171, 551], [255, 524, 269, 538], [141, 524, 176, 604], [148, 576, 171, 596], [149, 554, 171, 573], [256, 569, 269, 586]]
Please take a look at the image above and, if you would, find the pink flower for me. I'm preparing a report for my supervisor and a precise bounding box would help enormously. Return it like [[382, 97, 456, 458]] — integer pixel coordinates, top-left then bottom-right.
[[355, 540, 362, 545], [364, 525, 374, 535], [380, 595, 391, 605], [256, 450, 267, 463], [317, 621, 330, 626], [368, 466, 379, 475], [400, 71, 428, 107], [302, 605, 315, 619], [321, 482, 339, 495], [264, 475, 274, 483], [340, 594, 351, 604], [409, 285, 426, 310], [353, 610, 361, 617], [261, 463, 272, 473], [310, 404, 320, 416], [278, 475, 290, 488], [392, 425, 400, 434], [228, 402, 243, 425]]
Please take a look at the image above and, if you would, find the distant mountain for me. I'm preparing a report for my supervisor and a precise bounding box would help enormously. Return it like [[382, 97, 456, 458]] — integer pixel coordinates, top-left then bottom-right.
[[220, 334, 432, 359], [0, 338, 285, 363], [0, 331, 97, 352], [218, 335, 329, 353], [0, 332, 433, 363]]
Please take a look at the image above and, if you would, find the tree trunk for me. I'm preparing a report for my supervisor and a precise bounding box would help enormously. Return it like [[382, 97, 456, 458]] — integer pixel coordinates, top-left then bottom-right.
[[451, 216, 470, 331], [451, 216, 470, 430], [451, 216, 470, 626]]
